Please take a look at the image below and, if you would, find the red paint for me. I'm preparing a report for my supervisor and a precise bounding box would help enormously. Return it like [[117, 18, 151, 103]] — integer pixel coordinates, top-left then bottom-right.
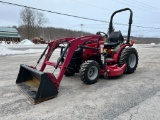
[[38, 35, 103, 89], [36, 35, 132, 89]]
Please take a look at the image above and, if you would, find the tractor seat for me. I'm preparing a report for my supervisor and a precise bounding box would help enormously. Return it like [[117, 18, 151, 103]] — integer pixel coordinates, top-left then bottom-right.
[[104, 31, 124, 49], [104, 42, 120, 48]]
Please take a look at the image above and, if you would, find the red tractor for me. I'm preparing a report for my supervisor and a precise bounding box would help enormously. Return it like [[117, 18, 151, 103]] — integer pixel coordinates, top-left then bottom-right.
[[16, 8, 138, 104]]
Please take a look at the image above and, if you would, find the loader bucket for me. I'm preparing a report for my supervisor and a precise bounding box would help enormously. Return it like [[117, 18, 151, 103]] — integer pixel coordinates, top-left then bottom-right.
[[16, 64, 58, 104]]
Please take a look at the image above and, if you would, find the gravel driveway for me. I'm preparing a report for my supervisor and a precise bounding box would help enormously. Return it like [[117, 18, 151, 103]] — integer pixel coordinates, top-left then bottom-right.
[[0, 46, 160, 120]]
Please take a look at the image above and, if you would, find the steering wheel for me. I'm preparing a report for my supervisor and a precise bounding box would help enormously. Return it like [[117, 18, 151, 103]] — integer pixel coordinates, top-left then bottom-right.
[[96, 31, 108, 38]]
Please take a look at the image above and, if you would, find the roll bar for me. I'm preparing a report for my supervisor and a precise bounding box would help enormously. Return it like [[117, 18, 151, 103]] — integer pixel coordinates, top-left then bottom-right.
[[108, 8, 133, 44]]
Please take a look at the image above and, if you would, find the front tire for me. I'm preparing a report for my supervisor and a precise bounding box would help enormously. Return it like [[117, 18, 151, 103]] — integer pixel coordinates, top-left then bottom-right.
[[65, 63, 76, 76], [80, 60, 100, 84], [118, 47, 138, 74]]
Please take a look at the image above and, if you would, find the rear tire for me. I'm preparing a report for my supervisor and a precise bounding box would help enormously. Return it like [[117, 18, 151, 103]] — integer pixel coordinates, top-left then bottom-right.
[[118, 47, 138, 74], [80, 60, 100, 84]]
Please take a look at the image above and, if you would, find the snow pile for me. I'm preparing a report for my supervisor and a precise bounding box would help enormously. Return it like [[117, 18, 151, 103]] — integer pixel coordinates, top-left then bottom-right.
[[19, 39, 34, 45], [1, 41, 6, 45], [151, 43, 156, 45]]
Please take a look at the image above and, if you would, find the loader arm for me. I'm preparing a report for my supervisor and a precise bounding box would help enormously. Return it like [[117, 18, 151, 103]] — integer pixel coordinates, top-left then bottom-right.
[[40, 38, 75, 71], [40, 35, 103, 88], [57, 36, 102, 84]]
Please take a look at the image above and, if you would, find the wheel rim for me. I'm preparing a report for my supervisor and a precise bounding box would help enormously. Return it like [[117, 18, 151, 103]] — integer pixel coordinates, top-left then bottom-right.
[[129, 53, 137, 68], [87, 66, 98, 80]]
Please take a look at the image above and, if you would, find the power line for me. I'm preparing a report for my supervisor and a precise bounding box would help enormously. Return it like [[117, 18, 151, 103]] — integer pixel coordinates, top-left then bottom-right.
[[1, 1, 160, 30], [133, 0, 160, 11], [70, 0, 160, 23], [134, 21, 160, 24], [112, 0, 160, 16], [73, 23, 160, 30], [123, 0, 158, 10], [69, 0, 146, 20], [132, 25, 160, 29], [121, 0, 160, 23], [70, 0, 112, 12], [0, 0, 109, 23]]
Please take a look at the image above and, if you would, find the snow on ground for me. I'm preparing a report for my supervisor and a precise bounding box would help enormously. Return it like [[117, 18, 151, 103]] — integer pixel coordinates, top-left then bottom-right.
[[0, 41, 159, 56], [0, 39, 62, 56], [0, 39, 46, 56], [0, 45, 44, 56]]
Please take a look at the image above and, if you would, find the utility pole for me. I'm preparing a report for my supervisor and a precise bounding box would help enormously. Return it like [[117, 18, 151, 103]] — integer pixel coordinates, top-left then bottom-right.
[[81, 24, 83, 36]]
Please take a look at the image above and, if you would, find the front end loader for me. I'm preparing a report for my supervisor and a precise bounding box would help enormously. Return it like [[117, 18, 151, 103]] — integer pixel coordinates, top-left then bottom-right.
[[16, 8, 138, 104], [16, 36, 103, 104]]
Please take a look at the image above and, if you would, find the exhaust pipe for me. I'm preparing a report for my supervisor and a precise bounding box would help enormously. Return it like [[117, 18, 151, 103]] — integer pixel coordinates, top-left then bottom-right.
[[16, 64, 58, 104]]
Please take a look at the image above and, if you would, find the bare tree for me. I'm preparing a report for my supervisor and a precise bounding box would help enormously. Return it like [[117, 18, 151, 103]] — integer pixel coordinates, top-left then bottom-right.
[[35, 12, 47, 38], [19, 8, 47, 39]]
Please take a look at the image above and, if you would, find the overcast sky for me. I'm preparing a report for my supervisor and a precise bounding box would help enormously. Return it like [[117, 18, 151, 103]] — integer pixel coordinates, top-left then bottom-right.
[[0, 0, 160, 37]]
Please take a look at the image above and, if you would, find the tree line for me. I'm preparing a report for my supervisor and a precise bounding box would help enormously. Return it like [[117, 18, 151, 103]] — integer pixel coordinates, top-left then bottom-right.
[[17, 26, 91, 42], [17, 8, 91, 42]]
